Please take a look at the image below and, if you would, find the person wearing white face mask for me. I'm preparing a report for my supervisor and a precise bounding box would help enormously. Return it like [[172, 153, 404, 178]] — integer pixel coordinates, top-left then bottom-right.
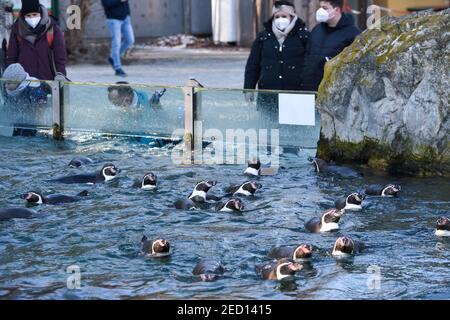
[[300, 0, 360, 91], [6, 0, 68, 81], [244, 0, 309, 105]]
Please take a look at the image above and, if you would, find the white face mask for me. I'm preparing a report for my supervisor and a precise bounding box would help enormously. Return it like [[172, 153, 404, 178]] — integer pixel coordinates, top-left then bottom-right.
[[316, 8, 333, 23], [274, 17, 291, 31], [25, 16, 41, 29]]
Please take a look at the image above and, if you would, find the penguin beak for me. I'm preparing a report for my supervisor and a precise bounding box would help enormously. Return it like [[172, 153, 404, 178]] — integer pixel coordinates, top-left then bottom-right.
[[207, 181, 217, 187], [300, 245, 312, 256], [289, 263, 302, 272], [234, 200, 244, 211], [252, 182, 262, 190]]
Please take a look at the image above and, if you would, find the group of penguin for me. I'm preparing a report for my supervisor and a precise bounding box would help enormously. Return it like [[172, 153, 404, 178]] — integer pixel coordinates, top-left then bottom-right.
[[1, 155, 449, 283]]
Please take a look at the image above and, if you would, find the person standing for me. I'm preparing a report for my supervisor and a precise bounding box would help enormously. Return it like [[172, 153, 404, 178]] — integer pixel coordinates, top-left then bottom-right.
[[101, 0, 135, 78], [301, 0, 361, 91], [6, 0, 68, 81]]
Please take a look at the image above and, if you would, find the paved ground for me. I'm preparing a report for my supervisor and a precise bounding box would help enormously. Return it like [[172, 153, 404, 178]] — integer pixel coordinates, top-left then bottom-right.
[[67, 46, 250, 89]]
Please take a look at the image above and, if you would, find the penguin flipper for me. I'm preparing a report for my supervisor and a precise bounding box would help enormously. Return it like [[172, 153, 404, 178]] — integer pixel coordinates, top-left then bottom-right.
[[206, 194, 222, 202], [77, 190, 89, 197]]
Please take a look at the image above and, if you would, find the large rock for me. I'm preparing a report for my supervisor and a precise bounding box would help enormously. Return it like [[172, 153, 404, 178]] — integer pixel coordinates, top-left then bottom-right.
[[317, 9, 450, 176]]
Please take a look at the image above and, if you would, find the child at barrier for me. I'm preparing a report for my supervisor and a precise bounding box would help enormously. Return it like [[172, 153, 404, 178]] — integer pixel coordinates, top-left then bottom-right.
[[1, 63, 51, 136], [107, 81, 166, 110]]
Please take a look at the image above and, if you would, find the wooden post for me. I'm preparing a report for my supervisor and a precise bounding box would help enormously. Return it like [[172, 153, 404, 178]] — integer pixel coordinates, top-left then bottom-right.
[[52, 81, 64, 140]]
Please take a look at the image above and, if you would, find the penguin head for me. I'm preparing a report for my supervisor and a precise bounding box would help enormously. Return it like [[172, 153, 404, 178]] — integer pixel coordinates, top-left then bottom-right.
[[242, 181, 262, 194], [195, 180, 217, 193], [382, 184, 401, 197], [322, 209, 344, 224], [436, 217, 450, 231], [308, 157, 327, 173], [347, 192, 365, 205], [248, 158, 261, 170], [151, 239, 171, 255], [333, 236, 355, 257], [142, 173, 158, 190], [102, 164, 120, 181], [68, 159, 82, 168], [224, 198, 245, 212], [22, 191, 44, 204], [275, 258, 302, 280], [293, 244, 313, 260]]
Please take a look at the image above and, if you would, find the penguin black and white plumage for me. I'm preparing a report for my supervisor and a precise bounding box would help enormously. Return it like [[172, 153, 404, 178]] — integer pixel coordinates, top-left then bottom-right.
[[244, 159, 261, 176], [132, 173, 158, 190], [141, 236, 172, 258], [192, 260, 224, 282], [22, 191, 89, 205], [257, 258, 302, 281], [174, 180, 220, 210], [332, 236, 364, 259], [267, 244, 313, 262], [365, 184, 401, 197], [435, 217, 450, 237], [308, 157, 362, 178], [225, 181, 262, 197], [0, 207, 38, 221], [304, 209, 345, 233], [335, 192, 365, 211], [48, 164, 120, 184], [68, 156, 94, 168], [215, 198, 245, 212]]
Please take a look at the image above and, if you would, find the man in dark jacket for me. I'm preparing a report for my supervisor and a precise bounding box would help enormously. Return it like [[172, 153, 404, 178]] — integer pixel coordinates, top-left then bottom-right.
[[101, 0, 135, 77], [301, 0, 360, 91], [7, 0, 67, 81]]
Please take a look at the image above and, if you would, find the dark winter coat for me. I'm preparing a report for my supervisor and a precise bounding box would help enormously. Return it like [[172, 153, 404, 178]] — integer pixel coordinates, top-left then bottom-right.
[[6, 10, 67, 80], [244, 18, 309, 91], [101, 0, 131, 20], [301, 13, 361, 91]]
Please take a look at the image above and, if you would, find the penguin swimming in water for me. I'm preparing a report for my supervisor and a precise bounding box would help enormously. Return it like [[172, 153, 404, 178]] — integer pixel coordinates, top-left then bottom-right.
[[68, 156, 94, 168], [332, 236, 364, 259], [140, 236, 172, 258], [0, 207, 38, 221], [192, 260, 224, 282], [267, 244, 313, 262], [308, 157, 362, 178], [22, 191, 89, 205], [244, 159, 279, 176], [365, 184, 401, 197], [435, 217, 450, 237], [132, 173, 158, 190], [174, 180, 220, 210], [335, 192, 365, 211], [48, 164, 120, 184], [305, 208, 345, 233], [225, 181, 262, 197], [257, 258, 302, 281], [215, 198, 245, 212]]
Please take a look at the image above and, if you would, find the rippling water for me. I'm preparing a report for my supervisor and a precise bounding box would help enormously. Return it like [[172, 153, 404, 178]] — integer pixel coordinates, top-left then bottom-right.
[[0, 134, 449, 300]]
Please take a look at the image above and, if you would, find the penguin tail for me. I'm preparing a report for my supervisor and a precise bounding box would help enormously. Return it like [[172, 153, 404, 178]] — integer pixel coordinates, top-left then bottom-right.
[[77, 190, 89, 197]]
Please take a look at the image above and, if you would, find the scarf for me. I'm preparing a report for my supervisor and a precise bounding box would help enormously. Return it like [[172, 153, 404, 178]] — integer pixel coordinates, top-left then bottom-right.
[[17, 5, 52, 45], [272, 16, 298, 45]]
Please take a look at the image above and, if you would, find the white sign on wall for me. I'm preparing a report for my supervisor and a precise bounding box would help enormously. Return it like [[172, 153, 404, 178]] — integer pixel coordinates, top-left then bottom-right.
[[278, 93, 316, 126]]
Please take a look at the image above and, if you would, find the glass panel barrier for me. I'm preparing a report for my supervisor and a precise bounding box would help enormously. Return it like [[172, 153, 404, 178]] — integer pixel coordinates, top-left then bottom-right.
[[62, 82, 185, 141], [196, 88, 320, 158], [0, 78, 53, 137]]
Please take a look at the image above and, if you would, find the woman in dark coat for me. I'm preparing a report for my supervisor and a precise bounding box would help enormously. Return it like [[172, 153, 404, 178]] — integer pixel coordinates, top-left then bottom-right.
[[6, 0, 67, 81], [243, 0, 309, 121]]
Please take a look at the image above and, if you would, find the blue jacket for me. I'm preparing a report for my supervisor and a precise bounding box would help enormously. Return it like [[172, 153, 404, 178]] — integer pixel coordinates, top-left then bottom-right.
[[101, 0, 130, 20], [5, 83, 51, 109], [301, 14, 361, 91]]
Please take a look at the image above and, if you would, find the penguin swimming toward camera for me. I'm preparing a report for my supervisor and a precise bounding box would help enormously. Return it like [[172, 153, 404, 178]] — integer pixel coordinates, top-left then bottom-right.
[[224, 181, 262, 197], [335, 192, 365, 211], [256, 258, 302, 281], [68, 156, 94, 168], [435, 217, 450, 237], [304, 209, 345, 233], [244, 159, 279, 177], [0, 207, 39, 221], [132, 173, 158, 190], [140, 236, 172, 258], [173, 180, 220, 210], [332, 236, 364, 259], [267, 244, 313, 262], [308, 157, 362, 178], [22, 191, 88, 205], [215, 198, 245, 212], [192, 260, 224, 282], [364, 184, 401, 197], [47, 164, 120, 184]]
